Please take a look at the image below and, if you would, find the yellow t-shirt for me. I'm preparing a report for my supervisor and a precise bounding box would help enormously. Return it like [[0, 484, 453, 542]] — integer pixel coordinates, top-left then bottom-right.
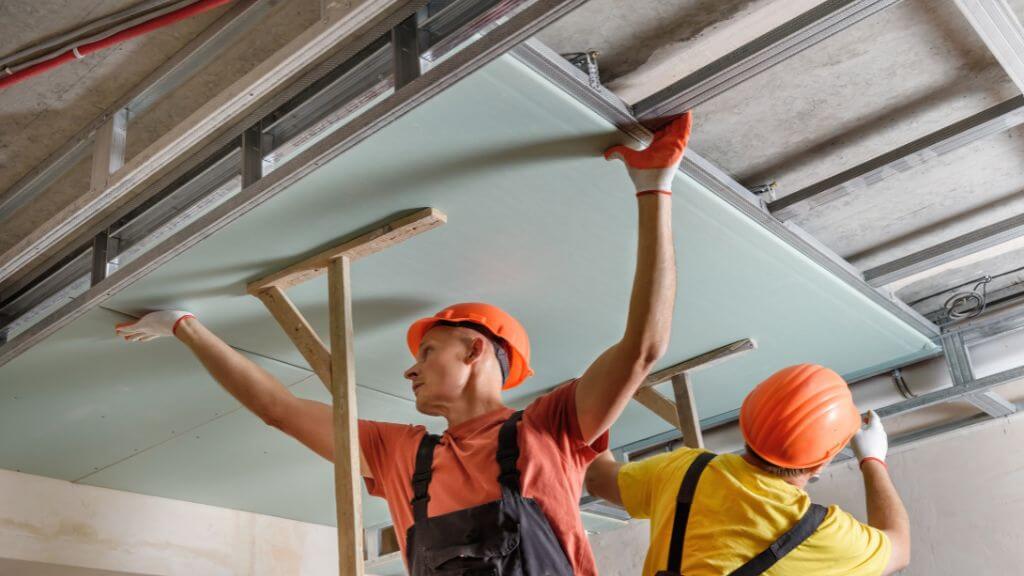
[[618, 448, 891, 576]]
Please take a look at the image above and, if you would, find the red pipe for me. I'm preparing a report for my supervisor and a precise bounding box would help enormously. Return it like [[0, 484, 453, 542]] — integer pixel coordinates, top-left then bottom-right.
[[0, 0, 235, 90]]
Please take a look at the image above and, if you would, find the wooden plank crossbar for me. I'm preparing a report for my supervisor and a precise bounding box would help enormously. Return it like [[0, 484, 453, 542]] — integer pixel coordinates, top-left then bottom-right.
[[633, 338, 756, 447], [248, 208, 445, 576], [247, 207, 446, 294]]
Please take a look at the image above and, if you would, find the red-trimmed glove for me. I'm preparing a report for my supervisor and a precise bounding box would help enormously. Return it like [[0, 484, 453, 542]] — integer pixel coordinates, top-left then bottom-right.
[[604, 111, 692, 195], [851, 410, 888, 468]]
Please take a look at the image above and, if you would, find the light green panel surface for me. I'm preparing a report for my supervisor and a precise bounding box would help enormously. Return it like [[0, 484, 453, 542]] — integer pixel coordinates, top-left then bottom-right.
[[0, 307, 310, 481], [0, 54, 936, 526], [81, 376, 441, 527]]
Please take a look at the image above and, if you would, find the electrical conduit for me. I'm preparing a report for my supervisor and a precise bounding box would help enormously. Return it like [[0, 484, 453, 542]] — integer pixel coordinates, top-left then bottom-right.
[[0, 0, 234, 90]]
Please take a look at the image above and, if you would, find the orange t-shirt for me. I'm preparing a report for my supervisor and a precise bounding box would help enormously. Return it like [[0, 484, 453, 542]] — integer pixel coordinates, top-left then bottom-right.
[[359, 380, 608, 575]]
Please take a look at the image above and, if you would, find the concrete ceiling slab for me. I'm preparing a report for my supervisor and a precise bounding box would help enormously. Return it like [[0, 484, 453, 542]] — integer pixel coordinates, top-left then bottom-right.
[[0, 0, 229, 208], [537, 0, 759, 85], [691, 0, 1018, 196], [794, 124, 1024, 269], [0, 0, 320, 255], [0, 52, 937, 525]]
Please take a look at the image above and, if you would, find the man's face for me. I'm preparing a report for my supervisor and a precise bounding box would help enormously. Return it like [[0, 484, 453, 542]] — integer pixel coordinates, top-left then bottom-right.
[[404, 326, 474, 415]]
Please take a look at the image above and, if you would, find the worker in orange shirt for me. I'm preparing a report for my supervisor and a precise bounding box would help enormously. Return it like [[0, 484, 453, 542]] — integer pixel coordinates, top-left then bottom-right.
[[115, 113, 691, 574], [584, 364, 911, 576]]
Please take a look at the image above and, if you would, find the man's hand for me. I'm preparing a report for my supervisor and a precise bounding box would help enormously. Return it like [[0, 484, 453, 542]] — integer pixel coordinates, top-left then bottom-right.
[[851, 410, 888, 465], [605, 111, 692, 195], [115, 310, 195, 341]]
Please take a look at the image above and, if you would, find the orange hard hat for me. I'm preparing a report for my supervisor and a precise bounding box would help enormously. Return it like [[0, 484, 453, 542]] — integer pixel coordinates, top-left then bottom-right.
[[739, 364, 861, 469], [406, 302, 534, 389]]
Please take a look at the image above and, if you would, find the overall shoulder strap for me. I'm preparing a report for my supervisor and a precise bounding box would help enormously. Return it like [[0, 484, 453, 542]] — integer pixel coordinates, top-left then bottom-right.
[[728, 503, 829, 576], [663, 451, 717, 574], [496, 410, 525, 493], [410, 432, 441, 522]]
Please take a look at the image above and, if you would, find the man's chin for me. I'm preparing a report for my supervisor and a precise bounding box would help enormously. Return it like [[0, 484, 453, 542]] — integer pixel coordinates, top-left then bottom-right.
[[414, 396, 442, 417]]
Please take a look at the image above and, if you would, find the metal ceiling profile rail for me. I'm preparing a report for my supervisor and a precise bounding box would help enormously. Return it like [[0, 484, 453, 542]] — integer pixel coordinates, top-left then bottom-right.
[[863, 210, 1024, 288], [768, 95, 1024, 220], [632, 0, 905, 126], [0, 0, 589, 368]]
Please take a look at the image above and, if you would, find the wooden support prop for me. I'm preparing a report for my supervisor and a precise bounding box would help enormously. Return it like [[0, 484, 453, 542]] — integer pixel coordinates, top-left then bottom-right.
[[256, 286, 332, 390], [246, 208, 445, 575], [329, 256, 364, 576], [634, 387, 679, 428], [248, 207, 446, 294], [671, 373, 703, 449], [633, 338, 756, 444]]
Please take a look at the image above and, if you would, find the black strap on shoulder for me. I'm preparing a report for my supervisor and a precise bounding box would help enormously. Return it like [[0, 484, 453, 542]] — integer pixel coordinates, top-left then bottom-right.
[[410, 433, 441, 522], [496, 410, 525, 493], [663, 451, 717, 574], [728, 503, 828, 576]]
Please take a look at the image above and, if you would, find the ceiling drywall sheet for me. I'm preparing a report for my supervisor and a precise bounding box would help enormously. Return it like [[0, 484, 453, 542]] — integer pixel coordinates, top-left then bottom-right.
[[0, 307, 311, 482], [0, 53, 936, 526], [81, 375, 443, 527]]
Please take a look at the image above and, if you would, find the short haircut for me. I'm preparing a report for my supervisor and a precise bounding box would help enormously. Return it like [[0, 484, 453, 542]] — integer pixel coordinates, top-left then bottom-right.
[[434, 320, 510, 384], [744, 444, 815, 478]]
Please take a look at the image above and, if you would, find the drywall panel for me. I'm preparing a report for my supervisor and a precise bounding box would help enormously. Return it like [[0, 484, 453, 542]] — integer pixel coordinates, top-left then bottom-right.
[[81, 377, 441, 527], [0, 53, 936, 525], [0, 307, 310, 482]]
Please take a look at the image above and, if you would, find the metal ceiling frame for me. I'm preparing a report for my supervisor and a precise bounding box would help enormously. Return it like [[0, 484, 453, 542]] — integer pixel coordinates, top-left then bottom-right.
[[0, 0, 530, 352], [0, 0, 943, 368], [0, 0, 275, 222], [769, 0, 1024, 308], [768, 96, 1024, 221]]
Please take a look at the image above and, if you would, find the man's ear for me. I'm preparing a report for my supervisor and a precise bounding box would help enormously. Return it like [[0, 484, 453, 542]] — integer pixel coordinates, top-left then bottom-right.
[[464, 334, 486, 365]]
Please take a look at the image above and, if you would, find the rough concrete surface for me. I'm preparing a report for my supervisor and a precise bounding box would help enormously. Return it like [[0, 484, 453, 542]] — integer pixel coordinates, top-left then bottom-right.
[[0, 1, 228, 205], [538, 0, 760, 86], [0, 0, 319, 255]]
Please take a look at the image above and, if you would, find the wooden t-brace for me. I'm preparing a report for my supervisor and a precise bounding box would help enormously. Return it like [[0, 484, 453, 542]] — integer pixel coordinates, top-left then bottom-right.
[[247, 207, 446, 576], [632, 338, 756, 448]]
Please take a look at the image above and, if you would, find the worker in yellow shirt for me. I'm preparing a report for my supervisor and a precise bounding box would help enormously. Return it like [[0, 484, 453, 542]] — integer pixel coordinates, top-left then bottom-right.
[[584, 363, 911, 576]]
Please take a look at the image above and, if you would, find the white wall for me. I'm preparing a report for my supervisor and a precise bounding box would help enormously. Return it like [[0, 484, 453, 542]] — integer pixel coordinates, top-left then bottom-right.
[[0, 469, 337, 576], [807, 412, 1024, 575]]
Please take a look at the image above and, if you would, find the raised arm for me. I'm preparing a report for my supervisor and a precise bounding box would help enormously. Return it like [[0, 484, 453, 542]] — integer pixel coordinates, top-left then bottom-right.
[[584, 450, 624, 506], [116, 311, 371, 477], [574, 113, 689, 443], [852, 411, 910, 575]]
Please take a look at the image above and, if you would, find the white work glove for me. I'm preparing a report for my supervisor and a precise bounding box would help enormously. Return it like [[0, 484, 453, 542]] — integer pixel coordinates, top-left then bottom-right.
[[850, 410, 888, 464], [115, 310, 194, 342]]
